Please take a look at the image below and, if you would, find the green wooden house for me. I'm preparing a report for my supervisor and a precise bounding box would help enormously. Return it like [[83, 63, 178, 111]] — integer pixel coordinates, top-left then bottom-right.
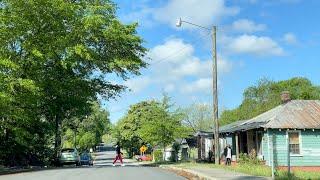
[[219, 98, 320, 167]]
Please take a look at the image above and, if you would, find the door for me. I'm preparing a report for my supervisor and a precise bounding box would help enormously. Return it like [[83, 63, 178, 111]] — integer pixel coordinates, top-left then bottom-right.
[[256, 131, 263, 159]]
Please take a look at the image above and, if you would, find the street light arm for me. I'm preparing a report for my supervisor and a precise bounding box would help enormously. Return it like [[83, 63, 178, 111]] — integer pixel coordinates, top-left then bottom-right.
[[180, 20, 211, 31]]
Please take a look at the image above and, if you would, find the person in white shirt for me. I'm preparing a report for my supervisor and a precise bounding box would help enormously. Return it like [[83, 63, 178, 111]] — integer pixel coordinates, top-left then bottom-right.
[[223, 144, 232, 165]]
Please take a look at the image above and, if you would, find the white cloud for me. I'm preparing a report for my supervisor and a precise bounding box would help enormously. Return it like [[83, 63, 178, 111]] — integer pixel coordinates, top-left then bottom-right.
[[123, 0, 239, 29], [283, 33, 297, 45], [164, 84, 175, 92], [232, 19, 266, 33], [226, 34, 285, 56], [123, 38, 234, 94], [153, 0, 239, 28], [148, 38, 194, 64], [124, 76, 151, 93], [183, 78, 212, 94], [120, 8, 155, 28], [149, 38, 233, 80]]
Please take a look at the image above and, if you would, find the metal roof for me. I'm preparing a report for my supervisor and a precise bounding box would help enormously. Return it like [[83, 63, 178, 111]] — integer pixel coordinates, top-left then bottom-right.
[[219, 120, 248, 133], [219, 100, 320, 133]]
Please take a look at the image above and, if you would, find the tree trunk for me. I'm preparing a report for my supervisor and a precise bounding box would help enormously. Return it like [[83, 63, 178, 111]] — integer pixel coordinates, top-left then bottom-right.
[[163, 143, 166, 161], [54, 116, 61, 162]]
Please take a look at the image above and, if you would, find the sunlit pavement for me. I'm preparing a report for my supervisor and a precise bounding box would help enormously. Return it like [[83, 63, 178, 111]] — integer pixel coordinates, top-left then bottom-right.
[[92, 151, 141, 167], [0, 151, 183, 180]]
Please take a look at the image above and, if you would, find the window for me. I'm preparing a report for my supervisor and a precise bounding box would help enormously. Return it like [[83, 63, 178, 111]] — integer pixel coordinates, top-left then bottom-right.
[[288, 131, 300, 155]]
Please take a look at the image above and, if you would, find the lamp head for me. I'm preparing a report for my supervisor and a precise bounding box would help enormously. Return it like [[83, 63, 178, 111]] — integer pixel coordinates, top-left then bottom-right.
[[176, 18, 182, 27]]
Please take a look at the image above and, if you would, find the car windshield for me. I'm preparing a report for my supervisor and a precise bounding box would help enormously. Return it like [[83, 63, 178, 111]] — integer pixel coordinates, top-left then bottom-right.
[[61, 149, 75, 153]]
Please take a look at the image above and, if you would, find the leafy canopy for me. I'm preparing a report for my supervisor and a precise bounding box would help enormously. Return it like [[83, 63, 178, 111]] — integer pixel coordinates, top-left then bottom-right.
[[0, 0, 146, 165], [219, 77, 320, 126], [114, 95, 190, 156]]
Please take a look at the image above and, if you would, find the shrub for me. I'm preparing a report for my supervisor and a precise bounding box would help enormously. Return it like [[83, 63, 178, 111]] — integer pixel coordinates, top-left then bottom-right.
[[238, 152, 261, 165], [189, 148, 198, 161], [153, 150, 163, 162]]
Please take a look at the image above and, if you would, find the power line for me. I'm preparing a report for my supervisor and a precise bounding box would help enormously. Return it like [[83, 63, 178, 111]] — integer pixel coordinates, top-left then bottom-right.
[[149, 31, 213, 65]]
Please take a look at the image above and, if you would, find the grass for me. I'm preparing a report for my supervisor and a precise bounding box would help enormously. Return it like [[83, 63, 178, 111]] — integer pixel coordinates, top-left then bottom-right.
[[167, 162, 320, 180]]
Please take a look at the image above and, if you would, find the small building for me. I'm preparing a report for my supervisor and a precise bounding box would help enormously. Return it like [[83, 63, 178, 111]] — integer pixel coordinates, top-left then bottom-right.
[[219, 99, 320, 168], [163, 138, 196, 161]]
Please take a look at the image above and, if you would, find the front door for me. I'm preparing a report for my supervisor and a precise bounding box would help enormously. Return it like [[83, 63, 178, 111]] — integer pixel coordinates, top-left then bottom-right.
[[256, 131, 263, 158]]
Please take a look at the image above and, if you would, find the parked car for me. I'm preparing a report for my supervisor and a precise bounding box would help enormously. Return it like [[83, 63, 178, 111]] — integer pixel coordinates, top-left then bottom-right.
[[59, 148, 80, 166], [80, 152, 93, 166], [135, 155, 152, 161]]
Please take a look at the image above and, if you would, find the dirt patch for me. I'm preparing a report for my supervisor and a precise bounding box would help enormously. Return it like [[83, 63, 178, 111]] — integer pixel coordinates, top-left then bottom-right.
[[165, 168, 205, 180]]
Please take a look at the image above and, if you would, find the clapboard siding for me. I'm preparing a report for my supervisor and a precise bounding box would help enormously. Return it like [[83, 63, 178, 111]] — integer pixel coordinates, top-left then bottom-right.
[[263, 129, 320, 166], [262, 131, 270, 165]]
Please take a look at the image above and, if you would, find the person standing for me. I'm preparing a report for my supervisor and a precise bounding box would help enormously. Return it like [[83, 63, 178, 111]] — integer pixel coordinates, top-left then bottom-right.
[[225, 144, 232, 166], [113, 142, 124, 166]]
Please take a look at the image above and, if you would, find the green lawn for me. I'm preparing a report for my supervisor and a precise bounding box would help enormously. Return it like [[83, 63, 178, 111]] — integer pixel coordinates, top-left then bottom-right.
[[170, 162, 320, 180]]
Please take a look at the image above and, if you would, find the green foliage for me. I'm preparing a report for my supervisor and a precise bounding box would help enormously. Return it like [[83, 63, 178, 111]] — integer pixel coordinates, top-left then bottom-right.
[[102, 134, 115, 145], [169, 142, 181, 162], [153, 150, 163, 162], [189, 148, 198, 161], [238, 153, 261, 165], [78, 132, 96, 151], [138, 94, 190, 148], [0, 0, 146, 166], [62, 101, 111, 151], [220, 77, 320, 126], [182, 103, 213, 132], [113, 94, 190, 158]]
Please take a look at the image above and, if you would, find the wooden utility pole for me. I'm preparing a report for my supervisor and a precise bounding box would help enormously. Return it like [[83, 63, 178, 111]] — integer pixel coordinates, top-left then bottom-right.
[[212, 26, 220, 164], [287, 131, 291, 175]]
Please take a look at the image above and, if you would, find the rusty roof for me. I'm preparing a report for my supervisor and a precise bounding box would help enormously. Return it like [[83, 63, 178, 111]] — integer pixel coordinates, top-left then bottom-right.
[[219, 100, 320, 132]]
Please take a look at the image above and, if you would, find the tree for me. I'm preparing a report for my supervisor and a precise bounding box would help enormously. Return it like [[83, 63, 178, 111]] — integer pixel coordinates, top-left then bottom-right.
[[137, 95, 189, 160], [219, 77, 320, 125], [62, 101, 111, 151], [78, 132, 96, 152], [182, 103, 213, 133], [113, 95, 190, 158], [0, 0, 146, 165]]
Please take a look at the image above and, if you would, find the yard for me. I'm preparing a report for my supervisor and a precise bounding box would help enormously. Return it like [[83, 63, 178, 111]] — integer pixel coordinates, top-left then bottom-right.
[[172, 162, 320, 180]]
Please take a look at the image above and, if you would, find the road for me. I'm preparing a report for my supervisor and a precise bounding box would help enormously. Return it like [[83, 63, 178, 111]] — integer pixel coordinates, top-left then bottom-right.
[[0, 151, 185, 180]]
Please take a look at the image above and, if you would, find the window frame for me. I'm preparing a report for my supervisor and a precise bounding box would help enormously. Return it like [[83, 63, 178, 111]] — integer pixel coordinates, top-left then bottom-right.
[[286, 130, 302, 157]]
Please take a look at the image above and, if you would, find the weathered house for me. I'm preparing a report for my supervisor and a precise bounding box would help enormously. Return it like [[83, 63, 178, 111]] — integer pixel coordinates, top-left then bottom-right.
[[219, 97, 320, 167]]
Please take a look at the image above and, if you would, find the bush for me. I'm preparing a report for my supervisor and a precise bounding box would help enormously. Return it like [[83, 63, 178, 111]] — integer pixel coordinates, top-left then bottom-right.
[[189, 148, 198, 161], [153, 150, 163, 162], [169, 142, 180, 162], [238, 152, 261, 165]]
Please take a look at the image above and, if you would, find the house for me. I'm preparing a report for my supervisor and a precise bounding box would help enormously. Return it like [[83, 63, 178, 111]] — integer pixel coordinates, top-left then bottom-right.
[[195, 130, 226, 162], [219, 95, 320, 168], [163, 138, 196, 161], [195, 131, 213, 161]]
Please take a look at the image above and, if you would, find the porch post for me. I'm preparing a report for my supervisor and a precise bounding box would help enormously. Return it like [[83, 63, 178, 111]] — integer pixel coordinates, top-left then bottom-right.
[[235, 132, 239, 160]]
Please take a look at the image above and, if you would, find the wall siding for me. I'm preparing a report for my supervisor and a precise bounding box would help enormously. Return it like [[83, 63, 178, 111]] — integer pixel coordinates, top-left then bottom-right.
[[263, 129, 320, 166], [262, 131, 270, 165]]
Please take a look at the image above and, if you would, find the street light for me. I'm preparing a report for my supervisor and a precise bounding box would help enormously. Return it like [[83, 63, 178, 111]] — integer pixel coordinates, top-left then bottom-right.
[[176, 18, 220, 164]]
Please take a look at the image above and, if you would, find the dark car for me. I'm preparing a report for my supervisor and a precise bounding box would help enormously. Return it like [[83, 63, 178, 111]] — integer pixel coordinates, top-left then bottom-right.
[[59, 148, 80, 166], [80, 152, 93, 166]]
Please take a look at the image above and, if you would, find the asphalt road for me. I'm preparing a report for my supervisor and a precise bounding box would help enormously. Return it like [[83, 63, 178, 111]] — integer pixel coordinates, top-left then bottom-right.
[[0, 151, 185, 180]]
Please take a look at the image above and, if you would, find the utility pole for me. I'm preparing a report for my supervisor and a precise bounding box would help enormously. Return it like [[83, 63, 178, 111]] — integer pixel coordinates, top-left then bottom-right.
[[176, 19, 220, 164], [212, 26, 220, 164]]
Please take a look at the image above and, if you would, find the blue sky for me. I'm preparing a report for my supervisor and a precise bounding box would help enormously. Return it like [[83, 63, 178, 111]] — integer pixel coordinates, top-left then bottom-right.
[[105, 0, 320, 123]]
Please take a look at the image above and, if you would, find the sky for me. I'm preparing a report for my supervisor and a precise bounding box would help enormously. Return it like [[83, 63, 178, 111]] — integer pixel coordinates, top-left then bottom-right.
[[105, 0, 320, 123]]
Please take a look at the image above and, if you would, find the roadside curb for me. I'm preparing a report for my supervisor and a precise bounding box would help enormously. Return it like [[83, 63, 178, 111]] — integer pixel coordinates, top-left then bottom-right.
[[0, 167, 45, 176], [159, 165, 216, 180]]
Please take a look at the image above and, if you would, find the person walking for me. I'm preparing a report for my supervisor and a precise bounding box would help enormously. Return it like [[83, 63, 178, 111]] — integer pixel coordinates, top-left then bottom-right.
[[113, 142, 124, 166]]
